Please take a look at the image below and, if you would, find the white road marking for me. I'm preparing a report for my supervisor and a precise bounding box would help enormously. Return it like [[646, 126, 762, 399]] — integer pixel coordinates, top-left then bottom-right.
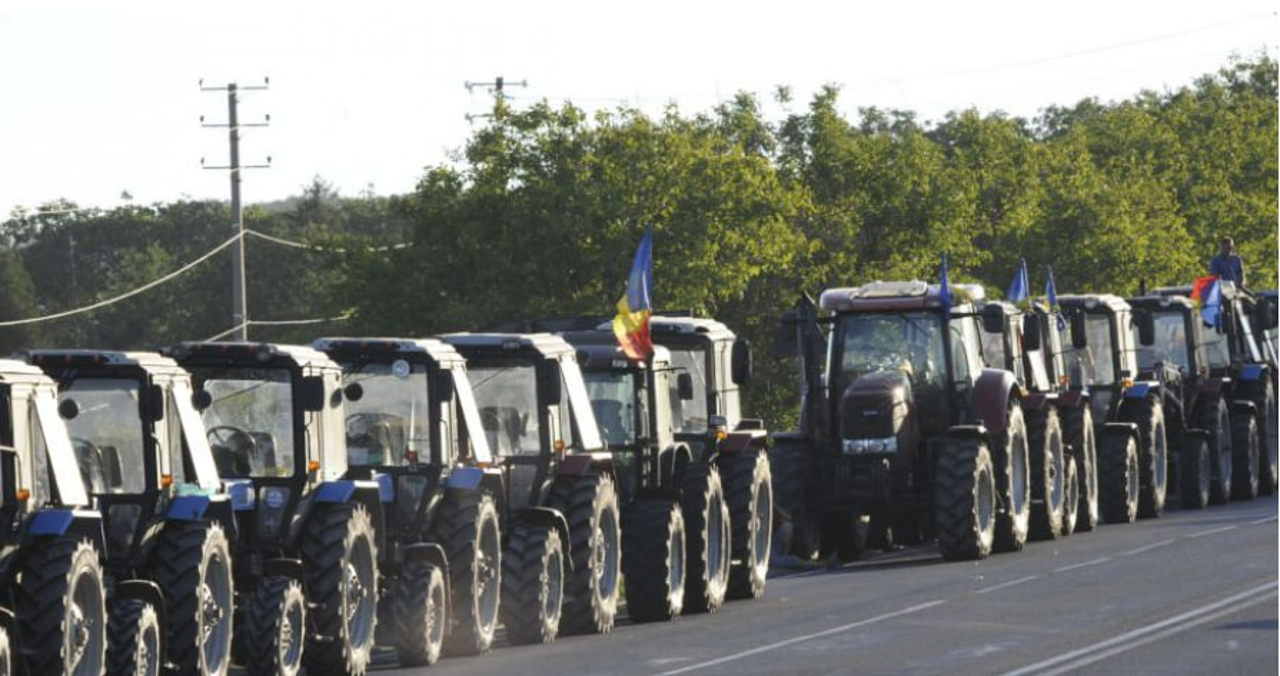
[[976, 575, 1039, 595], [1185, 525, 1238, 538], [1053, 557, 1110, 573], [1121, 539, 1175, 556], [653, 599, 947, 675], [1250, 515, 1278, 525], [1001, 580, 1278, 676]]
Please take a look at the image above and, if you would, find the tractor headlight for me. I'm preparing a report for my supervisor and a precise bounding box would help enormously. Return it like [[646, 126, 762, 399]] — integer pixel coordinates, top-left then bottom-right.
[[842, 437, 898, 455]]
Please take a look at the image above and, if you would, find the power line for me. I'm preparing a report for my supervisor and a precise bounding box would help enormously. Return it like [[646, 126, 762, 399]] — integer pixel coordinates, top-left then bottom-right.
[[0, 233, 240, 327], [245, 228, 412, 253]]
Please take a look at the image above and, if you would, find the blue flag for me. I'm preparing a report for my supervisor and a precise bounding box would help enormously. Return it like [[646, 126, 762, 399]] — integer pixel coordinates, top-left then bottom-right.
[[1199, 278, 1222, 329], [939, 252, 953, 318], [1045, 266, 1066, 331], [1007, 258, 1029, 307]]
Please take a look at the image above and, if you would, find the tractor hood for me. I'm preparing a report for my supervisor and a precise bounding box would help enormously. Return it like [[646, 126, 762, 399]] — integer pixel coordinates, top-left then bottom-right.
[[839, 370, 913, 444]]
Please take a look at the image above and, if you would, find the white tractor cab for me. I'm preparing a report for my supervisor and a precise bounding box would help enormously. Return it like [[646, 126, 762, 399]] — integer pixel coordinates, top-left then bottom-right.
[[167, 342, 380, 676], [27, 350, 233, 676], [312, 337, 506, 661], [1056, 294, 1165, 523], [440, 333, 621, 638], [774, 280, 1028, 562], [0, 359, 107, 676]]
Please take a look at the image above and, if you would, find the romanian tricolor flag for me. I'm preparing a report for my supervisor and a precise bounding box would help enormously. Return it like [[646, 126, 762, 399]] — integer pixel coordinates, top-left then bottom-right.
[[613, 228, 654, 360], [1191, 275, 1222, 327]]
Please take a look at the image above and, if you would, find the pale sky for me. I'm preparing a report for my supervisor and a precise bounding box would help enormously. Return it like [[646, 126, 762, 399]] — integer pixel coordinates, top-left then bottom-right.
[[0, 0, 1274, 217]]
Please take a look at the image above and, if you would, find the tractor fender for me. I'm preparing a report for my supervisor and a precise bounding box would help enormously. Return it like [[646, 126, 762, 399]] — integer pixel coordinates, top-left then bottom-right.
[[115, 579, 169, 662], [941, 424, 990, 445], [1198, 378, 1229, 397], [558, 453, 615, 479], [1102, 421, 1140, 444], [1123, 380, 1160, 400], [201, 496, 239, 546], [443, 467, 486, 491], [972, 368, 1021, 433], [25, 509, 107, 556], [1230, 399, 1258, 419], [1238, 364, 1267, 382], [513, 506, 574, 573], [165, 494, 212, 522], [311, 480, 385, 555], [263, 557, 306, 586], [1056, 389, 1088, 409], [719, 429, 768, 454], [1183, 429, 1211, 445], [1021, 392, 1054, 412], [401, 542, 451, 611]]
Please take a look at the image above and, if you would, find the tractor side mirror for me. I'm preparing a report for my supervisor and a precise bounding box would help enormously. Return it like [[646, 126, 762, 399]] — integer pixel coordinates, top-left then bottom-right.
[[58, 398, 79, 420], [141, 384, 165, 423], [731, 338, 753, 385], [536, 361, 562, 406], [300, 376, 326, 412], [1135, 310, 1155, 346], [191, 389, 212, 411], [1069, 312, 1088, 349], [981, 304, 1006, 334], [774, 311, 800, 356], [1022, 314, 1042, 352], [677, 372, 695, 401], [343, 382, 364, 403]]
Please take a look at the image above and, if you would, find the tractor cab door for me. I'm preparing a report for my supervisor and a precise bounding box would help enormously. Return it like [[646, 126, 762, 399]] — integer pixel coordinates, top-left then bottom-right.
[[947, 315, 983, 426]]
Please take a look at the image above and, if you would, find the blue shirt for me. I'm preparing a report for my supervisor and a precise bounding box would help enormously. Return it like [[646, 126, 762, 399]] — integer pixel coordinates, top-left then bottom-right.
[[1209, 254, 1244, 286]]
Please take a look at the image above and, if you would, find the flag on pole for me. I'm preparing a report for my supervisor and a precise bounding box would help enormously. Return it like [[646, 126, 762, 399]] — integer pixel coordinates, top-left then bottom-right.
[[612, 228, 654, 360], [1007, 258, 1030, 308], [939, 252, 953, 319], [1045, 266, 1065, 331], [1192, 275, 1222, 328]]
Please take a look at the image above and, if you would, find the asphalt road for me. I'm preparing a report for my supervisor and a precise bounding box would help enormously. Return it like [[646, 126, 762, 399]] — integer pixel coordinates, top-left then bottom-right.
[[368, 494, 1277, 676]]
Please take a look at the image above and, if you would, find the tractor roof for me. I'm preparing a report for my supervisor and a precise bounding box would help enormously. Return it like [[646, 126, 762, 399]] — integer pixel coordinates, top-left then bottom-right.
[[649, 316, 736, 342], [558, 332, 671, 370], [166, 342, 338, 370], [311, 337, 465, 368], [819, 280, 983, 313], [26, 350, 188, 376], [440, 332, 576, 359], [1152, 281, 1246, 301], [1056, 294, 1131, 313], [1127, 294, 1197, 312], [0, 359, 54, 386]]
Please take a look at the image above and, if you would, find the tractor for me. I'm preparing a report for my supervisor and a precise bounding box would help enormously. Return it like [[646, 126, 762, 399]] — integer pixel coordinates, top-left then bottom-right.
[[440, 333, 620, 639], [167, 342, 382, 676], [1055, 294, 1165, 522], [1140, 282, 1275, 498], [0, 359, 108, 676], [772, 281, 1030, 562], [27, 350, 236, 676], [311, 337, 508, 661]]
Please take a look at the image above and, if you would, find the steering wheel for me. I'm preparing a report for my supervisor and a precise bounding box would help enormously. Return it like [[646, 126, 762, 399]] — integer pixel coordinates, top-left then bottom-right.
[[207, 425, 256, 476]]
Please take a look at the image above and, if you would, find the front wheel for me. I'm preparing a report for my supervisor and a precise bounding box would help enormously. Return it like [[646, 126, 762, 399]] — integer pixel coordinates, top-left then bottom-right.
[[622, 499, 686, 623], [151, 522, 233, 676], [501, 522, 565, 644], [1257, 384, 1278, 495], [1122, 395, 1168, 519], [547, 472, 621, 635], [1202, 398, 1234, 504], [1100, 431, 1139, 524], [1028, 407, 1066, 540], [393, 561, 446, 667], [1063, 404, 1099, 532], [241, 575, 306, 676], [1231, 412, 1260, 500], [723, 449, 772, 600], [934, 438, 996, 561], [1180, 435, 1211, 510], [680, 463, 731, 613], [1061, 455, 1079, 537], [434, 490, 502, 655], [992, 405, 1030, 553], [107, 598, 161, 676]]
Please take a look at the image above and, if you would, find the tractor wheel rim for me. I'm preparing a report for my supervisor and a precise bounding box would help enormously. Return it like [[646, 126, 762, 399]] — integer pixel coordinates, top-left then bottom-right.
[[69, 561, 103, 676], [752, 482, 772, 568], [345, 536, 376, 650], [200, 550, 232, 671], [477, 519, 501, 629]]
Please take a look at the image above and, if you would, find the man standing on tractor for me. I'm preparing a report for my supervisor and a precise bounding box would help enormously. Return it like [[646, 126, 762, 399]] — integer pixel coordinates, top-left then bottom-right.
[[1209, 236, 1247, 288]]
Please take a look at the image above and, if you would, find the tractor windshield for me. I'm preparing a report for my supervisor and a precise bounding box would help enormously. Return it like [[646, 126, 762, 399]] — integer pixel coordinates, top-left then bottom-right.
[[666, 347, 709, 434], [1063, 314, 1116, 386], [58, 378, 146, 495], [980, 326, 1009, 370], [583, 370, 639, 447], [834, 312, 946, 392], [1200, 319, 1231, 369], [341, 361, 431, 467], [1135, 310, 1191, 372], [194, 368, 296, 478], [468, 363, 541, 457]]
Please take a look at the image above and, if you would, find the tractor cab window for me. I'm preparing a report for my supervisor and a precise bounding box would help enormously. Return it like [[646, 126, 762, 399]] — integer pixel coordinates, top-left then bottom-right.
[[468, 363, 541, 457], [1199, 317, 1231, 369], [170, 381, 220, 492], [194, 368, 296, 478], [58, 379, 146, 495], [1063, 314, 1116, 386], [1235, 309, 1262, 364], [561, 360, 603, 451], [1135, 310, 1191, 373], [667, 348, 709, 433], [952, 316, 984, 385], [342, 362, 432, 467], [836, 312, 946, 392], [980, 325, 1008, 370], [584, 370, 639, 447]]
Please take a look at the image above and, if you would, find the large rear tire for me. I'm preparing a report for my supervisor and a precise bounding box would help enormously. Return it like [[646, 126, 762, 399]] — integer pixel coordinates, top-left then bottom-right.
[[393, 561, 445, 667], [680, 463, 731, 613], [1200, 397, 1234, 505], [501, 522, 565, 644], [300, 503, 378, 676], [1257, 384, 1278, 495], [1122, 395, 1168, 519], [14, 537, 106, 676], [1100, 430, 1139, 524], [434, 490, 502, 655], [1231, 411, 1260, 500], [992, 405, 1030, 553], [723, 449, 771, 600], [622, 499, 686, 623], [934, 438, 996, 561], [769, 441, 816, 559], [107, 598, 161, 676], [1179, 435, 1211, 509], [1028, 407, 1066, 540], [1062, 404, 1099, 532], [242, 575, 306, 676], [151, 522, 233, 676], [547, 472, 621, 635]]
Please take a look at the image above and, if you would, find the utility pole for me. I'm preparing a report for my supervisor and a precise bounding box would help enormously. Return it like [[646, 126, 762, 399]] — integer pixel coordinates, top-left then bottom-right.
[[464, 76, 528, 122], [201, 78, 270, 340]]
